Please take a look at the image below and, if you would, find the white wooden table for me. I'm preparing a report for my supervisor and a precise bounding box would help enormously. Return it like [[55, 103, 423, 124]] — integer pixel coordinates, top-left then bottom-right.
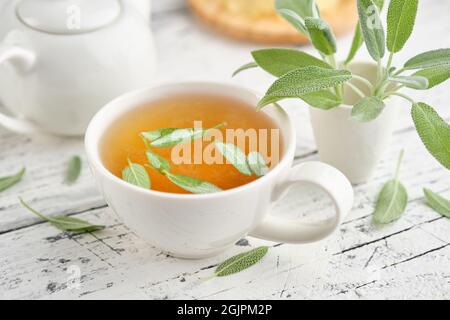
[[1, 1, 449, 300]]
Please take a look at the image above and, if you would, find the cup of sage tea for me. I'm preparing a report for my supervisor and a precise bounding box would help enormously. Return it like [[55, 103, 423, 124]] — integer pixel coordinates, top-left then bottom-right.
[[85, 82, 354, 259]]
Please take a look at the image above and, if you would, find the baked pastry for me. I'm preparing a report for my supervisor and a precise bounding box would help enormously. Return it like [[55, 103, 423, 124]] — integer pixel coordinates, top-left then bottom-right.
[[188, 0, 357, 44]]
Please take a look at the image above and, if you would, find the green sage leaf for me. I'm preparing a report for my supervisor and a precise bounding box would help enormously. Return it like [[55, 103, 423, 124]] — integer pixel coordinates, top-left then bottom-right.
[[143, 124, 223, 148], [275, 0, 316, 35], [232, 62, 258, 77], [258, 67, 351, 108], [345, 23, 364, 65], [65, 156, 81, 185], [411, 103, 450, 169], [304, 18, 337, 55], [214, 246, 269, 277], [146, 150, 171, 172], [251, 48, 331, 77], [165, 172, 222, 194], [20, 197, 105, 233], [387, 0, 418, 53], [247, 152, 270, 177], [122, 159, 151, 189], [357, 0, 386, 61], [423, 188, 450, 218], [413, 66, 450, 89], [300, 90, 342, 110], [215, 141, 252, 176], [0, 167, 25, 192], [352, 96, 385, 122], [388, 75, 429, 90], [373, 150, 408, 224], [404, 49, 450, 70]]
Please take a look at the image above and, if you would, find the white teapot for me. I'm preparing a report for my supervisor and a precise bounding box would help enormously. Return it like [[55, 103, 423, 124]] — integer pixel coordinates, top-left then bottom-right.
[[0, 0, 155, 136]]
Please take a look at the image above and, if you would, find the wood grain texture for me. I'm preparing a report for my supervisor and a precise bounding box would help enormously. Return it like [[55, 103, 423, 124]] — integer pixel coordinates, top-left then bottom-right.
[[0, 0, 449, 299]]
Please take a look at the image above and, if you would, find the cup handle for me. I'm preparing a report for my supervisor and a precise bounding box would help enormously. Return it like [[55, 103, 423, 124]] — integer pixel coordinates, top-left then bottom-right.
[[249, 162, 354, 244], [0, 44, 40, 134]]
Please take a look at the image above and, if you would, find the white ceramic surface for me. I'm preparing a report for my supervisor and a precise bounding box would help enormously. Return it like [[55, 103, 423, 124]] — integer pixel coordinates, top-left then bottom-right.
[[85, 82, 354, 259], [0, 0, 155, 136], [310, 62, 399, 184]]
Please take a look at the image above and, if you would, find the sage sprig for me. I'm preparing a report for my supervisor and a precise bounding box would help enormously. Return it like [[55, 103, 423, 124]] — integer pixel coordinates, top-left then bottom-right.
[[0, 167, 25, 192], [423, 188, 450, 218], [373, 150, 408, 224], [233, 0, 450, 171], [211, 246, 269, 278], [165, 172, 222, 194], [20, 197, 104, 233], [64, 156, 81, 185]]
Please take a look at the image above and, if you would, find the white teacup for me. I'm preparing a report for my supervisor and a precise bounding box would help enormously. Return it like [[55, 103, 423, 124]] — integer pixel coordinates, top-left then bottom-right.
[[85, 82, 354, 259]]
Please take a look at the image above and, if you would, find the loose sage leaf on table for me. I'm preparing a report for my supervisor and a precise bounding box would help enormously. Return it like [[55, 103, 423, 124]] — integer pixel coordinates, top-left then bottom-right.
[[275, 0, 317, 35], [305, 17, 337, 55], [247, 152, 270, 177], [165, 172, 221, 194], [122, 159, 151, 189], [351, 96, 385, 122], [411, 103, 450, 169], [251, 48, 331, 77], [0, 167, 25, 192], [214, 246, 269, 278], [357, 0, 386, 61], [215, 141, 252, 176], [404, 48, 450, 70], [146, 149, 171, 172], [413, 66, 450, 89], [387, 0, 418, 53], [65, 156, 81, 185], [423, 189, 450, 218], [232, 62, 258, 77], [373, 150, 408, 224], [258, 67, 351, 108], [20, 198, 105, 233], [388, 75, 429, 90]]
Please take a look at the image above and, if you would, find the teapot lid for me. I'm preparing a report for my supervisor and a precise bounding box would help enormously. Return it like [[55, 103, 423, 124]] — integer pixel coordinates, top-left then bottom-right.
[[17, 0, 122, 34]]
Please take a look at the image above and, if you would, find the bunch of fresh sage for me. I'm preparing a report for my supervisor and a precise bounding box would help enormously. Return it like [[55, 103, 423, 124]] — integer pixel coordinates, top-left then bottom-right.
[[235, 0, 450, 170], [122, 124, 270, 194]]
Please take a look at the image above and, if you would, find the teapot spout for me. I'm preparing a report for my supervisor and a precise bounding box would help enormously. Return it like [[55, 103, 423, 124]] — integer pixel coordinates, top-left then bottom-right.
[[125, 0, 151, 21]]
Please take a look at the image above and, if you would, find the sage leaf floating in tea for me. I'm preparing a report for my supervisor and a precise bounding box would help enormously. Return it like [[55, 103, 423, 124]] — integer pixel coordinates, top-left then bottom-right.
[[143, 123, 226, 148], [373, 150, 408, 224], [214, 246, 269, 278], [215, 141, 252, 176], [122, 159, 151, 189], [146, 149, 171, 172], [423, 189, 450, 218], [0, 167, 25, 192], [65, 156, 82, 185], [165, 172, 222, 194], [411, 103, 450, 169], [247, 152, 270, 177], [19, 198, 104, 234]]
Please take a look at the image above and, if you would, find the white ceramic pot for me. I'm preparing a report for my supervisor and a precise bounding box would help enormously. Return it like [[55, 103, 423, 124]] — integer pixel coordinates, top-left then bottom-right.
[[0, 0, 156, 136], [85, 82, 354, 259], [310, 62, 399, 184]]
